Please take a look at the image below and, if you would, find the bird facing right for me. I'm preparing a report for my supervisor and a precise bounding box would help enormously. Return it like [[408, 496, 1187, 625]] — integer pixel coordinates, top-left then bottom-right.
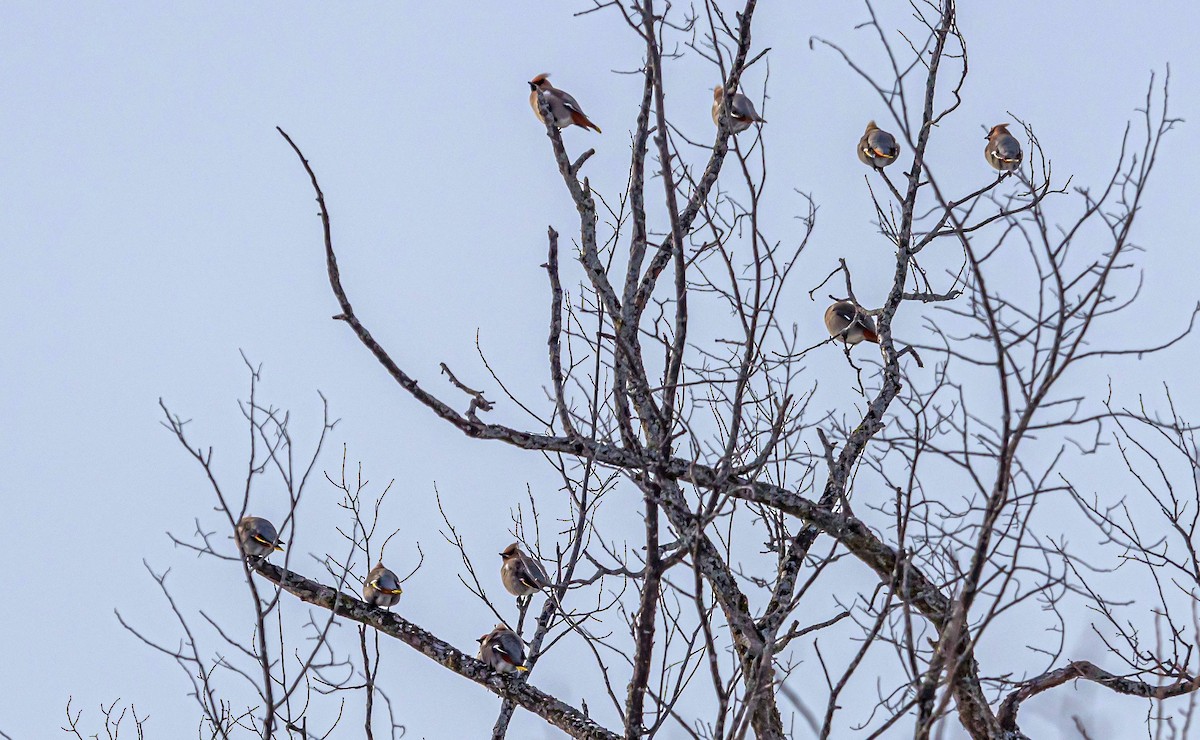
[[362, 562, 403, 608], [858, 121, 900, 170], [711, 85, 766, 134], [500, 542, 551, 598], [236, 516, 285, 559], [824, 300, 879, 346], [984, 123, 1023, 172], [477, 624, 529, 673], [528, 73, 601, 133]]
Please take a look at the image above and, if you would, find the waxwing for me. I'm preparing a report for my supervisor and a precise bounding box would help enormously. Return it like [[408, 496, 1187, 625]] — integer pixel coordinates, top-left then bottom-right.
[[711, 85, 766, 134], [477, 624, 529, 673], [529, 74, 601, 133], [362, 562, 403, 608], [500, 542, 551, 598], [236, 516, 284, 559], [984, 123, 1023, 172], [858, 121, 900, 169], [825, 300, 879, 346]]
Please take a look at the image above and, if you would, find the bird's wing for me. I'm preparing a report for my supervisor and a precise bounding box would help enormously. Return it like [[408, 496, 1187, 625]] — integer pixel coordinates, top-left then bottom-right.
[[558, 90, 586, 115], [832, 303, 857, 323], [868, 130, 898, 157], [730, 94, 760, 121]]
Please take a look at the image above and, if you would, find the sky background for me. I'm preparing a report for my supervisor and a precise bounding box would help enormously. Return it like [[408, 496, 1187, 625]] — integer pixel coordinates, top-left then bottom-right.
[[3, 2, 1200, 738]]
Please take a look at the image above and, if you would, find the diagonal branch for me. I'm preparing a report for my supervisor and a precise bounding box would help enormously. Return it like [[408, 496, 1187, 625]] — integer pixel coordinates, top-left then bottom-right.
[[252, 560, 620, 740]]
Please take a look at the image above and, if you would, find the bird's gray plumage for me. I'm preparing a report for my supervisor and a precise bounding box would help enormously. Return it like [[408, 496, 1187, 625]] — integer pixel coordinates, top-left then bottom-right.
[[985, 123, 1023, 171], [363, 562, 403, 608], [477, 624, 528, 673], [712, 86, 765, 134], [824, 300, 879, 346], [529, 74, 601, 132], [500, 542, 551, 598], [858, 121, 900, 169], [236, 516, 284, 559]]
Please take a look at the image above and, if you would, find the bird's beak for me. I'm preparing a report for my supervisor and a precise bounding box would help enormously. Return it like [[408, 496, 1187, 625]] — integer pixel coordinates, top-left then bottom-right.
[[528, 81, 537, 91], [499, 552, 506, 557]]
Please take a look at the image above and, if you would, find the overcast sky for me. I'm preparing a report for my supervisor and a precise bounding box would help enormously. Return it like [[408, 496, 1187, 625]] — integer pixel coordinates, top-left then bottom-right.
[[3, 2, 1199, 738]]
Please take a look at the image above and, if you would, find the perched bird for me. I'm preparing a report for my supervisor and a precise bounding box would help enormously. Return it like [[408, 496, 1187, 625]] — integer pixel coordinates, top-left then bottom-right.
[[711, 85, 766, 134], [362, 562, 403, 608], [236, 516, 284, 559], [500, 542, 551, 599], [477, 624, 529, 673], [858, 121, 900, 170], [529, 74, 601, 133], [825, 300, 879, 346], [984, 123, 1023, 172]]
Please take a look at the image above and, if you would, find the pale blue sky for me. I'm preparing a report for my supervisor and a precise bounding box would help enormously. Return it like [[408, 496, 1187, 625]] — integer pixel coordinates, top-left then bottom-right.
[[3, 2, 1199, 737]]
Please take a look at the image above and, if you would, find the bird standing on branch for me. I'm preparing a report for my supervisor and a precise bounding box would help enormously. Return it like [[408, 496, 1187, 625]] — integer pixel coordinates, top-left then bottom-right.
[[500, 542, 551, 603], [858, 121, 900, 170], [236, 516, 285, 559], [477, 624, 529, 673], [362, 562, 404, 608], [825, 300, 880, 346], [711, 85, 766, 133], [529, 73, 601, 133], [985, 123, 1023, 172]]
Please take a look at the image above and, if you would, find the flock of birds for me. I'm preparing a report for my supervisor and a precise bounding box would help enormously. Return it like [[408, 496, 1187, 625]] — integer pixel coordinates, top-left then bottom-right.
[[529, 73, 1024, 351], [225, 79, 1028, 679], [236, 516, 551, 674]]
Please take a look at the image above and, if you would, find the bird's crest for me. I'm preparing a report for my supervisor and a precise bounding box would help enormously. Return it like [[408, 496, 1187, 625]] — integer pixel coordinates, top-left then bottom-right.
[[530, 73, 551, 85]]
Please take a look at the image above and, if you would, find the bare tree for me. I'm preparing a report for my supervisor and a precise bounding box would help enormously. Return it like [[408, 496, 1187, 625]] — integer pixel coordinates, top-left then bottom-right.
[[133, 1, 1200, 738]]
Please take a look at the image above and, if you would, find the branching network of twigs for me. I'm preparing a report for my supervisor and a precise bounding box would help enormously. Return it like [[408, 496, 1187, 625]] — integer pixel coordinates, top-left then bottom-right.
[[120, 2, 1200, 739]]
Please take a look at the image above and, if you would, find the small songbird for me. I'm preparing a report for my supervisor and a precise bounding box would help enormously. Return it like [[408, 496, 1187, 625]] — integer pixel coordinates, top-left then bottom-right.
[[711, 85, 766, 134], [362, 562, 403, 608], [477, 624, 529, 673], [529, 73, 601, 133], [984, 123, 1023, 172], [500, 542, 551, 599], [236, 516, 285, 559], [858, 121, 900, 170], [825, 300, 879, 346]]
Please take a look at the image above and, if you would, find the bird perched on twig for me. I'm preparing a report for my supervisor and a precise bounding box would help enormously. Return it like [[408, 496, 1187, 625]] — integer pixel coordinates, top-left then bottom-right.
[[711, 85, 766, 134], [236, 516, 284, 559], [362, 562, 403, 608], [529, 74, 601, 133], [858, 121, 900, 170], [825, 300, 879, 346], [500, 542, 551, 601], [984, 123, 1023, 172], [477, 624, 529, 673]]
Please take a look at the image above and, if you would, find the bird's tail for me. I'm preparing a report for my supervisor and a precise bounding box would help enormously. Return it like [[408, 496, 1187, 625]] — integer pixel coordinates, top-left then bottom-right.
[[571, 111, 602, 133]]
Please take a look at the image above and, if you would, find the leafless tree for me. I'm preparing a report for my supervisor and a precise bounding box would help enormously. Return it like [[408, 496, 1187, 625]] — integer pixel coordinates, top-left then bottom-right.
[[132, 1, 1200, 738]]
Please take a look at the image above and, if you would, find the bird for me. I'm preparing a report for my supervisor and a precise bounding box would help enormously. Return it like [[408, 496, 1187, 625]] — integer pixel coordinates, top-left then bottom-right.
[[824, 300, 879, 346], [362, 562, 403, 608], [858, 121, 900, 170], [711, 85, 766, 134], [529, 74, 601, 133], [236, 516, 284, 559], [477, 624, 529, 673], [500, 542, 551, 600], [984, 123, 1023, 172]]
